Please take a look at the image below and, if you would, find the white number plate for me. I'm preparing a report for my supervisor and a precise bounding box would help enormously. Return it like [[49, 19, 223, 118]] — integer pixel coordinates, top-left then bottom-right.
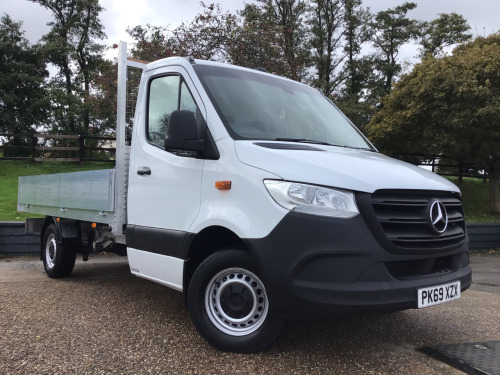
[[418, 281, 461, 308]]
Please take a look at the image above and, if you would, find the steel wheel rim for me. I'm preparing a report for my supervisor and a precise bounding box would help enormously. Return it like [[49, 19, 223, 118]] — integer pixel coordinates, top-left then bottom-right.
[[205, 267, 269, 336], [45, 233, 57, 269]]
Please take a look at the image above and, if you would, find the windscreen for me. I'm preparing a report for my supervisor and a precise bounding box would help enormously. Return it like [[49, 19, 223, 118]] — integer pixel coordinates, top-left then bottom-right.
[[193, 64, 374, 150]]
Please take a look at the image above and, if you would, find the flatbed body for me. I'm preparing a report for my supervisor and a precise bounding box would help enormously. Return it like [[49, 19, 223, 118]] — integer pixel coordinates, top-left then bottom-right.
[[18, 169, 117, 225]]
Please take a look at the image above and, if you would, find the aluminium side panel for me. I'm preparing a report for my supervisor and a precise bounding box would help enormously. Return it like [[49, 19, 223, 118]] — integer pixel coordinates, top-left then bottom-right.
[[18, 169, 116, 225]]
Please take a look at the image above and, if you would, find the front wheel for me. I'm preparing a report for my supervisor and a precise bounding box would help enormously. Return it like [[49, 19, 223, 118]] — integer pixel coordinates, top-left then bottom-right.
[[188, 250, 283, 353], [42, 224, 76, 278]]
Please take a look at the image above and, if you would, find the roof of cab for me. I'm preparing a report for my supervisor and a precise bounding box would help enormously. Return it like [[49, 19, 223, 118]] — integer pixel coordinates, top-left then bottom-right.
[[144, 56, 305, 88], [145, 56, 241, 72]]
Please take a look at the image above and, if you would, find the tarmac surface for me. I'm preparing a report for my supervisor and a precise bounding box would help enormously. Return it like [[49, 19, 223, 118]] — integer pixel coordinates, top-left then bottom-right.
[[0, 251, 499, 375]]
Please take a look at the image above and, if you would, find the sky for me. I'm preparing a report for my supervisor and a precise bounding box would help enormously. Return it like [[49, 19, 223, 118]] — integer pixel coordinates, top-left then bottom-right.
[[2, 0, 499, 63]]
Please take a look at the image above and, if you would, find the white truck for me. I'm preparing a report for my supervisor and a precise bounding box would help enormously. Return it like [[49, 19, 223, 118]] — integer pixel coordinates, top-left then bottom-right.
[[18, 42, 471, 353]]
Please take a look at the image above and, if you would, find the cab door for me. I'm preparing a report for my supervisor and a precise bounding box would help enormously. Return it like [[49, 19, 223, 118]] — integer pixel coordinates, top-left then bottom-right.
[[127, 66, 204, 269]]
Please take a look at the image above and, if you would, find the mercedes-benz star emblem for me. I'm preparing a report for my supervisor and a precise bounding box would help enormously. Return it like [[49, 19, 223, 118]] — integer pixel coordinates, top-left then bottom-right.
[[429, 200, 448, 234]]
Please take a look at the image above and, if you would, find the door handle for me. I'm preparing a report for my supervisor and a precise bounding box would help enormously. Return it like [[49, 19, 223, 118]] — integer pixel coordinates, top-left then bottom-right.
[[137, 167, 151, 176]]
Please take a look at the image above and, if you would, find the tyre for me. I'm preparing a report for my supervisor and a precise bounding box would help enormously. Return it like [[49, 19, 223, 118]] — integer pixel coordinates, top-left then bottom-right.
[[188, 250, 284, 353], [42, 224, 76, 278]]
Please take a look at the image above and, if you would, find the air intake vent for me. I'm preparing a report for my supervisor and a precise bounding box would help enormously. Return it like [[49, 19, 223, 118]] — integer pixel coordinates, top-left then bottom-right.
[[386, 255, 454, 279], [254, 142, 324, 151]]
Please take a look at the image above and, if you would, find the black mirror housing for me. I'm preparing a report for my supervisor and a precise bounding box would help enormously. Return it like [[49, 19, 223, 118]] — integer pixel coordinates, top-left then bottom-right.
[[165, 110, 204, 154]]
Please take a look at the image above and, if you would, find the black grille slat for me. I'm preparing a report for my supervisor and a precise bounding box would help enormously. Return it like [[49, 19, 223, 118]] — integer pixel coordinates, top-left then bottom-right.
[[447, 211, 464, 221], [383, 222, 464, 238], [372, 201, 427, 207], [378, 217, 427, 225], [390, 232, 465, 243], [392, 234, 465, 248], [370, 190, 466, 251], [392, 234, 465, 244], [375, 209, 427, 222]]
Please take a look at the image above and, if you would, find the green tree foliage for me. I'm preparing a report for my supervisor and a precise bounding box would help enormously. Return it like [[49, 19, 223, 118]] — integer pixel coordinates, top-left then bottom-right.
[[335, 0, 373, 132], [256, 0, 311, 81], [368, 2, 419, 102], [418, 12, 472, 58], [30, 0, 106, 135], [341, 0, 371, 100], [308, 0, 347, 95], [125, 1, 306, 79], [87, 58, 117, 134], [126, 24, 179, 62], [335, 96, 375, 134], [127, 3, 237, 62], [0, 14, 48, 155], [307, 0, 369, 100], [174, 3, 238, 61], [367, 33, 500, 213], [229, 3, 287, 75]]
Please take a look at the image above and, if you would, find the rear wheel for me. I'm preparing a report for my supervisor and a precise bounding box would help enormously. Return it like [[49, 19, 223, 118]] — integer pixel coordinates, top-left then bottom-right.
[[42, 224, 76, 278], [188, 250, 283, 353]]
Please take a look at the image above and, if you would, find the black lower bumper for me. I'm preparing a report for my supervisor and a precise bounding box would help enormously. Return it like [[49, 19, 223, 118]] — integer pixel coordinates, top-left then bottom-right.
[[246, 212, 472, 318]]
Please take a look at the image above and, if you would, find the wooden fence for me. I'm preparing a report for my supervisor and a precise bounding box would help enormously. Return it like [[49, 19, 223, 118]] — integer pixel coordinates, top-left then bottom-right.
[[0, 133, 116, 163], [408, 154, 488, 182]]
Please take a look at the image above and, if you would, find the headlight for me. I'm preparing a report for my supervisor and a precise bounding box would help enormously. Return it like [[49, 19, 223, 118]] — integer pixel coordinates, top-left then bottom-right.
[[264, 180, 359, 218]]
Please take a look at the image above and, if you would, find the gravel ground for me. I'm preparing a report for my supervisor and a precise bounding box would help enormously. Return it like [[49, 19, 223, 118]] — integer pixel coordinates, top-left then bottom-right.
[[0, 252, 498, 375]]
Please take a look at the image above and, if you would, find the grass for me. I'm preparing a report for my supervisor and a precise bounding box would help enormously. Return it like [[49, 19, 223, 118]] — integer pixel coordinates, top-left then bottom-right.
[[447, 176, 500, 223], [0, 160, 499, 223], [0, 160, 111, 221]]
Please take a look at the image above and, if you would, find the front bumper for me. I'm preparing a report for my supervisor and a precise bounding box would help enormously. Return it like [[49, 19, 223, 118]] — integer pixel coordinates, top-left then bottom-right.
[[246, 212, 472, 318]]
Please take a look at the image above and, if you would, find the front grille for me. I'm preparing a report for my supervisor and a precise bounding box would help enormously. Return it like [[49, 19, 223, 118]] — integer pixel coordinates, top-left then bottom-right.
[[370, 190, 466, 251]]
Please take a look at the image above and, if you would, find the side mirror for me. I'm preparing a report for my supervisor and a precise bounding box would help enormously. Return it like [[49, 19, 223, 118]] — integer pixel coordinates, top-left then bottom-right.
[[164, 110, 204, 154]]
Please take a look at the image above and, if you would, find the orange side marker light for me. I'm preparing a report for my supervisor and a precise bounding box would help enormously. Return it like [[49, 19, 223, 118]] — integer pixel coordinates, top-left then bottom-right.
[[215, 181, 232, 190]]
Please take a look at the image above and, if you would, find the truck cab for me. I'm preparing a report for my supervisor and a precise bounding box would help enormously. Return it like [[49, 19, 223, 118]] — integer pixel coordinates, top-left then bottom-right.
[[125, 57, 471, 351]]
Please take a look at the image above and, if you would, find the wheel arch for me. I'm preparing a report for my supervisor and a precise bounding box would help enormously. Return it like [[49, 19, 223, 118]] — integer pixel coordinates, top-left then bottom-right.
[[183, 225, 250, 303], [40, 216, 81, 260]]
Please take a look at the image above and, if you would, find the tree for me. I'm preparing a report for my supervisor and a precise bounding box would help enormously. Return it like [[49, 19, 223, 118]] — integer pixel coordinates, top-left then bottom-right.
[[367, 33, 500, 213], [127, 24, 178, 62], [308, 0, 347, 96], [30, 0, 106, 135], [0, 14, 48, 155], [173, 3, 238, 61], [87, 58, 117, 135], [73, 0, 106, 132], [334, 0, 373, 132], [258, 0, 311, 81], [229, 3, 287, 74], [341, 0, 370, 100], [368, 2, 419, 102], [335, 94, 375, 134], [128, 3, 238, 63], [418, 13, 472, 58], [126, 1, 310, 80]]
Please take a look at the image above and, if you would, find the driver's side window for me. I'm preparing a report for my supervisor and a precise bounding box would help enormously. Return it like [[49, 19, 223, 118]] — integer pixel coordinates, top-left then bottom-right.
[[147, 75, 198, 149]]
